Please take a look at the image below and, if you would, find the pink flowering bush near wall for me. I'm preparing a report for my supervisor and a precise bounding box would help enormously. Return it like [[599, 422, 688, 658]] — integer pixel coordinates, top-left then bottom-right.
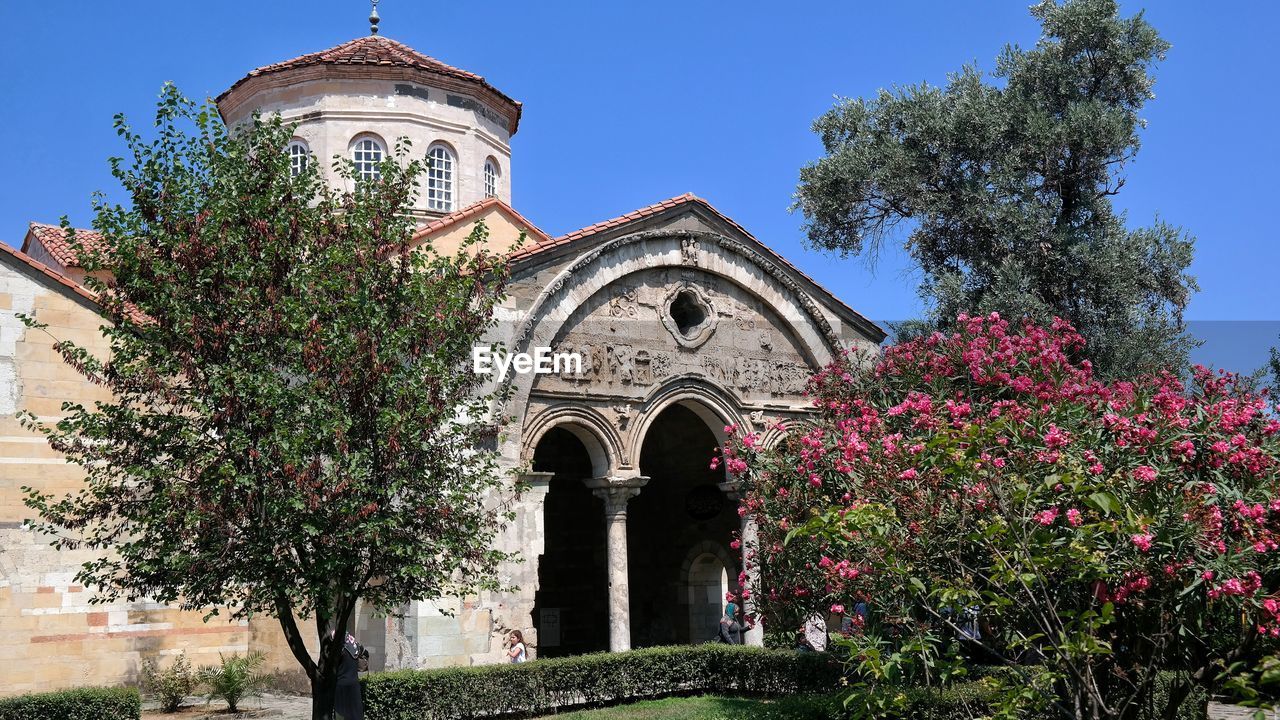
[[721, 314, 1280, 719]]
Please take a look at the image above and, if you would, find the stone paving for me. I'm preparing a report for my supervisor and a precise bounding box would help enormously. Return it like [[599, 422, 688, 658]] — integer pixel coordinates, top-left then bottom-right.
[[1210, 701, 1275, 720]]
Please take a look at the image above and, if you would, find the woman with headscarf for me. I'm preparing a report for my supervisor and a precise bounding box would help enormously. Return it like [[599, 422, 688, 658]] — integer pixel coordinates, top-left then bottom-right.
[[334, 631, 366, 720], [717, 602, 743, 644]]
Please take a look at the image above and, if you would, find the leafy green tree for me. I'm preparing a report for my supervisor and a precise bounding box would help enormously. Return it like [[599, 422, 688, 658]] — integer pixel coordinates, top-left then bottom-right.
[[20, 85, 515, 720], [794, 0, 1197, 378], [1270, 347, 1279, 399]]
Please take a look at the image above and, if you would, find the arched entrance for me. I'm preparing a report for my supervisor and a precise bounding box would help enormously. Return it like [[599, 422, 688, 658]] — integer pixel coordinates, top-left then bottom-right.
[[531, 427, 610, 657], [628, 403, 737, 647], [685, 549, 731, 644]]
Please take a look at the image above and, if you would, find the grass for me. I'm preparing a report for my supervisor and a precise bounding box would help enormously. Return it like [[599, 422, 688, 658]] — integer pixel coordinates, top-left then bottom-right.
[[535, 694, 840, 720]]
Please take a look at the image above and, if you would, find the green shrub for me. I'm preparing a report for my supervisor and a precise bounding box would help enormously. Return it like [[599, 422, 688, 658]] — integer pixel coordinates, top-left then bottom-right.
[[197, 650, 267, 713], [362, 644, 842, 720], [361, 648, 1211, 720], [889, 669, 1209, 720], [139, 651, 194, 712], [1147, 671, 1209, 720], [0, 687, 140, 720], [895, 681, 1005, 720]]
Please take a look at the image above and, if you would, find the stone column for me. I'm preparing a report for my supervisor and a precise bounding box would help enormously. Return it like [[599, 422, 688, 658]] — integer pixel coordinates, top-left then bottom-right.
[[584, 475, 648, 653], [719, 480, 764, 647], [515, 472, 554, 658], [739, 513, 764, 647]]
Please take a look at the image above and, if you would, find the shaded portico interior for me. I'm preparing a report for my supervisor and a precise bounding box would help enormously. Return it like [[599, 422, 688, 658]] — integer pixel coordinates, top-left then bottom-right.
[[529, 402, 738, 657]]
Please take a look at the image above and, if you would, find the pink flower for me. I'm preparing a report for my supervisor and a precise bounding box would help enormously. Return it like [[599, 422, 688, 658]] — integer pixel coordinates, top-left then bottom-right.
[[1033, 508, 1060, 526], [1043, 424, 1071, 448], [1066, 508, 1082, 527], [1133, 466, 1157, 483], [830, 603, 845, 614], [1132, 533, 1153, 552], [898, 468, 918, 480]]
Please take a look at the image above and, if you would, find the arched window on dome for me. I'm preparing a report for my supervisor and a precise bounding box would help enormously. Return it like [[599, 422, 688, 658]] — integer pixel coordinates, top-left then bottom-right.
[[427, 143, 456, 212], [483, 157, 499, 199], [287, 140, 310, 177], [351, 136, 385, 182]]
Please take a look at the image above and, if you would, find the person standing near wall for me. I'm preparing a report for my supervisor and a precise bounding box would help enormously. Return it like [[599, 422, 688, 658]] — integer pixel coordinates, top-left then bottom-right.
[[508, 630, 529, 663], [334, 631, 367, 720], [718, 603, 743, 644]]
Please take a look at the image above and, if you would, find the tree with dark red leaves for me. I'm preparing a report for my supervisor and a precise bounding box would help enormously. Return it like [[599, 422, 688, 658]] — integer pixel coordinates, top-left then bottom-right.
[[20, 84, 516, 720]]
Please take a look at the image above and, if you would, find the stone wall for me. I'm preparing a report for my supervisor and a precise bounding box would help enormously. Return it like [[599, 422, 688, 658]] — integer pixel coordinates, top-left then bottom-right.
[[0, 254, 252, 696]]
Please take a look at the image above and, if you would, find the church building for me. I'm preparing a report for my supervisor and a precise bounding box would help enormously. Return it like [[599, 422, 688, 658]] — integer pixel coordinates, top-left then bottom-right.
[[0, 25, 884, 692]]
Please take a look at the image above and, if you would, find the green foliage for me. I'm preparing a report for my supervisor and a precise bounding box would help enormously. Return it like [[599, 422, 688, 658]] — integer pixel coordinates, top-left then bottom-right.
[[729, 315, 1279, 719], [793, 0, 1197, 378], [139, 651, 194, 712], [858, 670, 1208, 720], [197, 651, 267, 713], [0, 687, 140, 720], [17, 84, 514, 719], [1270, 348, 1279, 402], [513, 669, 1206, 720], [361, 644, 842, 720], [540, 694, 843, 720]]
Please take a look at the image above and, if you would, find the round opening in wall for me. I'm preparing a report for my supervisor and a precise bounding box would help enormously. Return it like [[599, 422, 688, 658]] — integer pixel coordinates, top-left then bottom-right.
[[669, 290, 708, 338]]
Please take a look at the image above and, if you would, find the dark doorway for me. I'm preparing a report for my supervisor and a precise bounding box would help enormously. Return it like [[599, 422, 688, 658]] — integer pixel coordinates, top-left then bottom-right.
[[630, 403, 737, 647], [531, 427, 609, 657]]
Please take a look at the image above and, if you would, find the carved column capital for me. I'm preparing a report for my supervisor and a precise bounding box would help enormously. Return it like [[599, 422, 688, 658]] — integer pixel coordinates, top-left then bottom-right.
[[585, 475, 649, 515], [519, 471, 555, 496]]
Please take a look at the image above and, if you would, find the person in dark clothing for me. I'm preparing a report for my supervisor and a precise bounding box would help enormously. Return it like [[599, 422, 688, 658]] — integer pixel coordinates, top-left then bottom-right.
[[334, 632, 366, 720], [717, 602, 743, 644]]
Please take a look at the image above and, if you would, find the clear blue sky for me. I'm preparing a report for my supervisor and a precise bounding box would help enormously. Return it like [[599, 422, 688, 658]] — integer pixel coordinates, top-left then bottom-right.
[[1, 2, 1276, 374]]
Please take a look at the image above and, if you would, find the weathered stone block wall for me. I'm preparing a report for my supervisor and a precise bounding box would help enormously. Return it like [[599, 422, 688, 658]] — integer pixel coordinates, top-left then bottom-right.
[[0, 257, 251, 696]]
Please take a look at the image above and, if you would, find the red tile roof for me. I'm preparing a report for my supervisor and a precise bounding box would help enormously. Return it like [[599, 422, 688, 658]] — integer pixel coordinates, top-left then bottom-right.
[[509, 193, 884, 338], [24, 223, 106, 269], [218, 36, 522, 131], [507, 194, 697, 262], [411, 197, 553, 246], [0, 241, 99, 306]]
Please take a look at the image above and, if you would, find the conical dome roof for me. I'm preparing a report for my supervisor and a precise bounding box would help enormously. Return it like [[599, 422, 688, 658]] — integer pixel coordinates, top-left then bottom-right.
[[218, 35, 521, 133]]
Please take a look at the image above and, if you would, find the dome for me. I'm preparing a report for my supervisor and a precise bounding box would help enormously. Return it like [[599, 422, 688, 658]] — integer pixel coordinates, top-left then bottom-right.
[[217, 35, 520, 216], [217, 35, 521, 133]]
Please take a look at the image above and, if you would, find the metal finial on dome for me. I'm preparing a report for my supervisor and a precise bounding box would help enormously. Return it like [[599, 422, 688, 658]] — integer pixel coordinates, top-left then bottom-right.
[[369, 0, 381, 35]]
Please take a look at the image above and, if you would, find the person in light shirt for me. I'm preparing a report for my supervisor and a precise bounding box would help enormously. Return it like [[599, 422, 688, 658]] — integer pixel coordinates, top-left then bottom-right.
[[507, 630, 528, 663], [800, 613, 827, 652]]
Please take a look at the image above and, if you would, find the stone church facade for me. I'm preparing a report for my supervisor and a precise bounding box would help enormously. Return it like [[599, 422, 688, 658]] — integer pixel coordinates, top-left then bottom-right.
[[0, 33, 883, 693]]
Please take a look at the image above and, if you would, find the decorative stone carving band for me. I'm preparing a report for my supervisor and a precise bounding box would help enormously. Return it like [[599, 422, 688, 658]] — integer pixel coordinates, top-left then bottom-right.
[[496, 230, 846, 418]]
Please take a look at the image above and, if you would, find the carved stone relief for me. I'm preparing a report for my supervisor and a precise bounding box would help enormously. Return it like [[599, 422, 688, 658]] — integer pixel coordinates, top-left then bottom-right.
[[536, 267, 813, 401]]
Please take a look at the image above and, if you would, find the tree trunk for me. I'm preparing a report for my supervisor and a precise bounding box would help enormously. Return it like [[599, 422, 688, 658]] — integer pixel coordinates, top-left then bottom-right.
[[311, 668, 337, 720]]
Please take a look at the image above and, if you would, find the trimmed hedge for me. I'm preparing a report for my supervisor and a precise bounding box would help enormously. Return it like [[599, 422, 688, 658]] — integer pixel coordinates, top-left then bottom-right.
[[0, 687, 140, 720], [363, 647, 1210, 720], [362, 644, 842, 720]]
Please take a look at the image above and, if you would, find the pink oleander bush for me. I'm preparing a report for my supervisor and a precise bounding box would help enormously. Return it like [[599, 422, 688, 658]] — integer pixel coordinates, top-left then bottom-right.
[[719, 313, 1280, 719]]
